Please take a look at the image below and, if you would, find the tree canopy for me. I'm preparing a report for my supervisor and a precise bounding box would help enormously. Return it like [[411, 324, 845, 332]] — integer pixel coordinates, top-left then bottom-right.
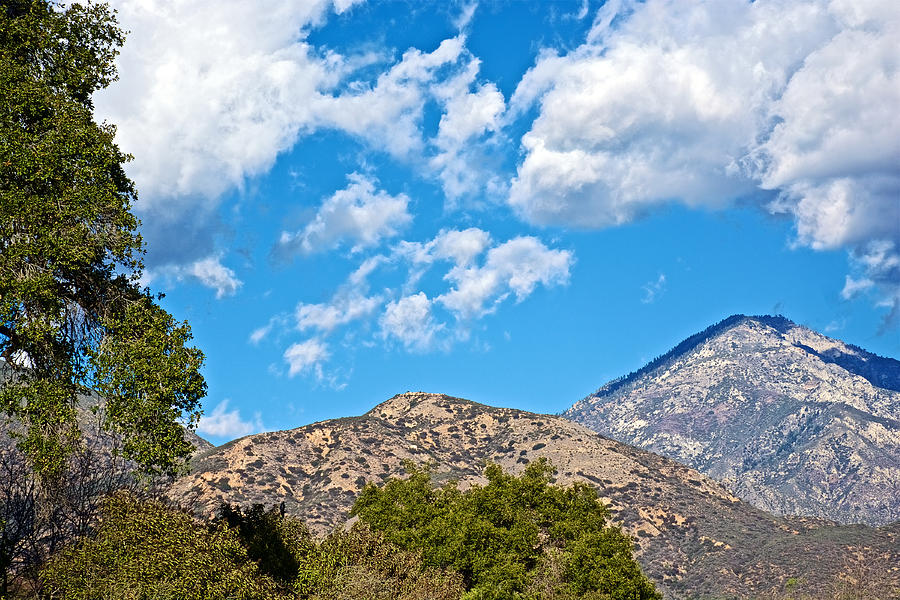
[[351, 459, 661, 600], [0, 0, 205, 476]]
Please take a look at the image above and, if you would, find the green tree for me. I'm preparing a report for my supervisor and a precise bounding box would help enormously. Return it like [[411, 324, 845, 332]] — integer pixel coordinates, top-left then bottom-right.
[[351, 459, 661, 600], [0, 0, 205, 477]]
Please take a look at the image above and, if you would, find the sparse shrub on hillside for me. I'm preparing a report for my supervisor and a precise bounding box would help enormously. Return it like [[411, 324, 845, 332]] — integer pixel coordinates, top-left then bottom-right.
[[763, 561, 900, 600], [351, 458, 661, 600]]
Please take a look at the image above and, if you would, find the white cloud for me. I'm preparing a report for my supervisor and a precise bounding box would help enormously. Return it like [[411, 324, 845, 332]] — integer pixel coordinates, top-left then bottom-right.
[[428, 56, 507, 202], [380, 292, 445, 351], [508, 0, 899, 317], [197, 399, 264, 438], [249, 324, 272, 345], [144, 254, 242, 298], [259, 230, 573, 372], [509, 0, 833, 227], [845, 241, 900, 327], [438, 236, 573, 318], [432, 228, 493, 266], [188, 256, 243, 298], [96, 1, 484, 286], [397, 227, 493, 267], [841, 276, 875, 301], [296, 293, 382, 332], [318, 36, 468, 157], [284, 338, 330, 377], [278, 174, 412, 257], [99, 0, 359, 206]]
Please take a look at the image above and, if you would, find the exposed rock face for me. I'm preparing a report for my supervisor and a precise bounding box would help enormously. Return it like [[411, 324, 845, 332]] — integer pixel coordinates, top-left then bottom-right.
[[169, 392, 900, 600], [564, 314, 900, 526]]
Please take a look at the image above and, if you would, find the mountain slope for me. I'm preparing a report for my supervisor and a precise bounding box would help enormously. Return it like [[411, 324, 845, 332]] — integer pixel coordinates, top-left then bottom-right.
[[169, 392, 900, 600], [565, 314, 900, 525]]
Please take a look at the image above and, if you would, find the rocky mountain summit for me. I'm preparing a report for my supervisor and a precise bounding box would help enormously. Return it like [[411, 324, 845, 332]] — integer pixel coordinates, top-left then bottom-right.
[[170, 392, 900, 599], [565, 314, 900, 526]]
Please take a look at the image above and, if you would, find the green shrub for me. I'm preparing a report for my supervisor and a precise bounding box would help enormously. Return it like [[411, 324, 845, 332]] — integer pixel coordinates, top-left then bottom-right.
[[295, 524, 464, 600], [42, 493, 281, 600], [351, 459, 661, 600]]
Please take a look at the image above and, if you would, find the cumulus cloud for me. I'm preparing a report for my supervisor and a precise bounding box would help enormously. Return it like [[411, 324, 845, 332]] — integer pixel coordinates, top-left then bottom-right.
[[188, 256, 243, 298], [438, 236, 573, 318], [99, 0, 360, 206], [144, 254, 242, 298], [284, 338, 330, 377], [380, 292, 445, 351], [259, 229, 573, 370], [397, 227, 493, 268], [197, 399, 264, 438], [429, 59, 506, 201], [277, 174, 412, 257], [296, 293, 382, 333], [509, 0, 900, 318], [97, 1, 490, 294]]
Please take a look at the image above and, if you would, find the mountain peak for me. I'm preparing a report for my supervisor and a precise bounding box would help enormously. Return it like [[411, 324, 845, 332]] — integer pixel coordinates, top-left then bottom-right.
[[367, 392, 474, 420], [585, 314, 899, 401], [566, 316, 900, 525]]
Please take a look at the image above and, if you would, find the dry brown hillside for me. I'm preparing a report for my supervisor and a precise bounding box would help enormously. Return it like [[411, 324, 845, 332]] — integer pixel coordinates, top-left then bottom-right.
[[169, 392, 899, 599]]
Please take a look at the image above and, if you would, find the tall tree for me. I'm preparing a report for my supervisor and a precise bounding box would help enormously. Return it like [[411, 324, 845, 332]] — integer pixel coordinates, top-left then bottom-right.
[[0, 0, 206, 476]]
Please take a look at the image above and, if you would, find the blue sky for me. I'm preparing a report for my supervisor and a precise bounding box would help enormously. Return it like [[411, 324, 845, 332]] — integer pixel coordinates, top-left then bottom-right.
[[95, 0, 899, 443]]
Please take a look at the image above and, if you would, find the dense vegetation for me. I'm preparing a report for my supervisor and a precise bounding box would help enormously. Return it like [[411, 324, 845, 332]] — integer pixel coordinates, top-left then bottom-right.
[[352, 459, 660, 600], [34, 462, 660, 600], [1, 1, 207, 593], [1, 0, 205, 478]]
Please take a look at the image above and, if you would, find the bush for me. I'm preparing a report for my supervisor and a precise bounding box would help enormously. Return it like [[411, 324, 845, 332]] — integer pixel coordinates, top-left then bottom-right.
[[295, 524, 464, 600], [42, 493, 281, 600]]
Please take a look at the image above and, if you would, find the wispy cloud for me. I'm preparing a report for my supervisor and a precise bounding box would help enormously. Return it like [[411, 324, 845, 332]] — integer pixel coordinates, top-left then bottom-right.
[[641, 274, 667, 305], [284, 338, 330, 378], [143, 254, 242, 299]]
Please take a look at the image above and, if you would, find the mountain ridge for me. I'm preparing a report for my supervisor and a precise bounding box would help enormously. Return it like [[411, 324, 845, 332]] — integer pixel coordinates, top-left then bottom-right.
[[584, 314, 900, 400], [169, 391, 900, 600], [565, 314, 900, 526]]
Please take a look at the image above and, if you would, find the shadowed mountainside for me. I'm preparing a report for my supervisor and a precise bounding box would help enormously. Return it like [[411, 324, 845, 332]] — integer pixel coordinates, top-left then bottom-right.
[[169, 392, 900, 600]]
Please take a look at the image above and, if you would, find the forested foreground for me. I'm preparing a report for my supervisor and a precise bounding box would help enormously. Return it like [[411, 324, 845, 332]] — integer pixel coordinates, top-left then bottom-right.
[[2, 460, 660, 600]]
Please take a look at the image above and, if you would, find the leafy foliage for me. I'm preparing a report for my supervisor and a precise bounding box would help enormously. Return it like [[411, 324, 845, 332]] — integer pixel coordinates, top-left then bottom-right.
[[41, 495, 464, 600], [41, 494, 280, 600], [0, 0, 205, 477], [351, 459, 661, 600], [217, 503, 307, 587], [292, 524, 465, 600]]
